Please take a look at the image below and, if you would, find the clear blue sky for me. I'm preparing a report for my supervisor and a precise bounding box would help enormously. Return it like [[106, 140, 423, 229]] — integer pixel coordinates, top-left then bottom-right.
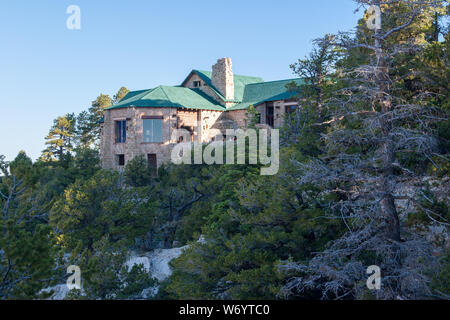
[[0, 0, 361, 162]]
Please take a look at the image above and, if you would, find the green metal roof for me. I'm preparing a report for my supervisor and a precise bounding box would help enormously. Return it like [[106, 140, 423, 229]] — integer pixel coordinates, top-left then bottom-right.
[[106, 86, 225, 111], [106, 70, 301, 112], [185, 70, 263, 103], [119, 89, 149, 102], [227, 78, 304, 110]]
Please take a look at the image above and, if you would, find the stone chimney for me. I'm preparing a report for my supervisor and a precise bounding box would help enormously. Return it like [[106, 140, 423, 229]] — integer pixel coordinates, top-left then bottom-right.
[[211, 58, 234, 101]]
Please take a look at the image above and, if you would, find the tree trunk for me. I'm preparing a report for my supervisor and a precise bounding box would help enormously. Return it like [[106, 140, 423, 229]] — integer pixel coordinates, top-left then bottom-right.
[[375, 33, 401, 242]]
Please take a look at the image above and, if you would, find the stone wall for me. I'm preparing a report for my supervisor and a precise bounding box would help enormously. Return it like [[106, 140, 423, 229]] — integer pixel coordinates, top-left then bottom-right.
[[224, 110, 248, 128], [100, 101, 299, 170], [177, 110, 199, 128], [176, 109, 200, 143], [101, 107, 227, 169], [200, 110, 223, 141], [101, 107, 178, 170]]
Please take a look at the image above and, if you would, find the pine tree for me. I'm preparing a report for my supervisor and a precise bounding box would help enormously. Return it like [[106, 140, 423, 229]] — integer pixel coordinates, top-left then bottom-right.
[[0, 153, 58, 299], [41, 114, 76, 162], [76, 87, 129, 148], [113, 86, 130, 103], [124, 155, 154, 187]]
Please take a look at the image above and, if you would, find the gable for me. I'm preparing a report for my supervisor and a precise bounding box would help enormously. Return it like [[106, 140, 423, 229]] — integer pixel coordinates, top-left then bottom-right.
[[181, 70, 263, 103]]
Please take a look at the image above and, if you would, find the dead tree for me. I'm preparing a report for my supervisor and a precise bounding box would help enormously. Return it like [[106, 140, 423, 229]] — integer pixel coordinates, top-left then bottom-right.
[[280, 0, 449, 300]]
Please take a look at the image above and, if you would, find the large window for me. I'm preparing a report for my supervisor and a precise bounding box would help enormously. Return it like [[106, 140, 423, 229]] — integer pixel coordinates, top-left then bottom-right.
[[115, 120, 126, 143], [143, 118, 163, 143]]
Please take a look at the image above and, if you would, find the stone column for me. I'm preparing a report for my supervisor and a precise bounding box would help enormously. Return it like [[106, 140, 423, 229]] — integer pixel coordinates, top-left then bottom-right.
[[211, 58, 234, 102]]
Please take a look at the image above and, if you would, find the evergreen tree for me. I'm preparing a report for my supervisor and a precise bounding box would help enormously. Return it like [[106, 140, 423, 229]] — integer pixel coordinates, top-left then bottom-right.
[[76, 87, 129, 148], [41, 114, 76, 163], [50, 170, 149, 251], [67, 236, 154, 300], [0, 153, 58, 299], [114, 86, 130, 103], [124, 155, 154, 187], [290, 34, 341, 112]]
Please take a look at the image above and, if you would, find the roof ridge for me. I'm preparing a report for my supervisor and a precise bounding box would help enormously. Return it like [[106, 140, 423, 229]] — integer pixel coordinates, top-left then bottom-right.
[[245, 78, 302, 86], [157, 86, 172, 102], [115, 88, 152, 105], [129, 88, 152, 93]]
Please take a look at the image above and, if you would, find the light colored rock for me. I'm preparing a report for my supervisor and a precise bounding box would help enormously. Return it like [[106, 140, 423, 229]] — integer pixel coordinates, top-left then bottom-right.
[[123, 245, 189, 299], [145, 245, 188, 282], [125, 256, 151, 273], [40, 284, 70, 300], [40, 237, 204, 300]]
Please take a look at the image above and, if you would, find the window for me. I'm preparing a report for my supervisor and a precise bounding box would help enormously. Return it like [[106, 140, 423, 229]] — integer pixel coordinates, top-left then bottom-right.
[[117, 154, 125, 166], [143, 118, 163, 143], [193, 81, 201, 87], [115, 120, 126, 143], [285, 105, 298, 113], [266, 105, 274, 127], [147, 154, 157, 177], [254, 113, 261, 124]]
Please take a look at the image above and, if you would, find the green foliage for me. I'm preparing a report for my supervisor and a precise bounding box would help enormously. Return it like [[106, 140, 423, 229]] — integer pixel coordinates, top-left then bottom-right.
[[290, 34, 341, 111], [0, 154, 58, 299], [161, 98, 343, 299], [163, 150, 343, 299], [114, 86, 130, 103], [124, 155, 154, 187], [0, 222, 57, 299], [41, 114, 76, 163], [75, 87, 129, 148], [68, 236, 154, 299], [88, 94, 113, 130], [69, 147, 101, 179], [50, 170, 149, 251]]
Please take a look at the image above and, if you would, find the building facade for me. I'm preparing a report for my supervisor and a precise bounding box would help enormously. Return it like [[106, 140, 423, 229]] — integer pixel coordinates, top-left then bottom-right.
[[100, 58, 302, 170]]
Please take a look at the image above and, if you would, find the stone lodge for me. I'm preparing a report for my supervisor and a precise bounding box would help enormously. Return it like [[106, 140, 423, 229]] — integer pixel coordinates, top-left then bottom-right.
[[100, 58, 302, 170]]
